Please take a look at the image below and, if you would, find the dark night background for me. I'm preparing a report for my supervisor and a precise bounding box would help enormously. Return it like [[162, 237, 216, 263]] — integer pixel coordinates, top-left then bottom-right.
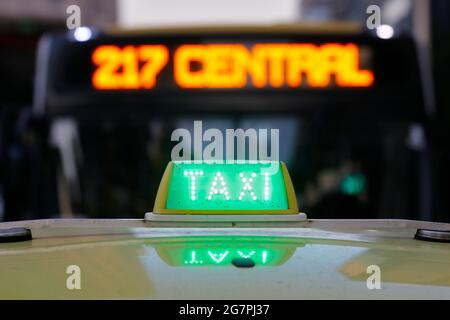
[[0, 0, 449, 222]]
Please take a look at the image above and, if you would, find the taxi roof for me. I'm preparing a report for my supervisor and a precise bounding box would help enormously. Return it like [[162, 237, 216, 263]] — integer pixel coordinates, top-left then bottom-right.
[[1, 219, 449, 299]]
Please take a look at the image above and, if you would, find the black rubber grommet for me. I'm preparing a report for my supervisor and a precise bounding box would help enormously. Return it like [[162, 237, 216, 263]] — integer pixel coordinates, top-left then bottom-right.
[[231, 257, 255, 268], [414, 229, 450, 243], [0, 228, 32, 243]]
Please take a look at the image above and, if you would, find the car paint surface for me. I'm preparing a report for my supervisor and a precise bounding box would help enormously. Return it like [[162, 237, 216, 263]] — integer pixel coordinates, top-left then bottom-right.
[[0, 219, 449, 299]]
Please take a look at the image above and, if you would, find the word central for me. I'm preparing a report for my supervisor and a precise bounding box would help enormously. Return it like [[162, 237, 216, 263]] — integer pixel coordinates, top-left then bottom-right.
[[175, 43, 374, 88]]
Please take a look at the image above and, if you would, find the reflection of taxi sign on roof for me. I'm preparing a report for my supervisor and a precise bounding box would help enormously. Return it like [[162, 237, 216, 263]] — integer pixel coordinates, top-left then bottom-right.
[[152, 161, 299, 216], [154, 236, 302, 267]]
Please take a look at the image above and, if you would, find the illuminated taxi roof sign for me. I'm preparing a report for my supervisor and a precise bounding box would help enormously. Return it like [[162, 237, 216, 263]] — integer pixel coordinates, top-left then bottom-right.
[[153, 161, 298, 214]]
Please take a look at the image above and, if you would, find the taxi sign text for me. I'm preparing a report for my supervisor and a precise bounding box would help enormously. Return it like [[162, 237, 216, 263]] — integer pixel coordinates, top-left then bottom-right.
[[164, 162, 289, 211]]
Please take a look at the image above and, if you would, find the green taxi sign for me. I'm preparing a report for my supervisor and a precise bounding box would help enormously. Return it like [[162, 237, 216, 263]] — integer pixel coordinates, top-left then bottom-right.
[[153, 161, 298, 214]]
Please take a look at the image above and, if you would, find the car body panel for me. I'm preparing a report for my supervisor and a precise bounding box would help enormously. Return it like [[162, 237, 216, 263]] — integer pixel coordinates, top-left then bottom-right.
[[0, 219, 449, 299]]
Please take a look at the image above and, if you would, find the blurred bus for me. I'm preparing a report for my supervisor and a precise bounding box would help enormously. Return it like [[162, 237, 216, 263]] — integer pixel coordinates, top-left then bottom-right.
[[9, 24, 432, 221]]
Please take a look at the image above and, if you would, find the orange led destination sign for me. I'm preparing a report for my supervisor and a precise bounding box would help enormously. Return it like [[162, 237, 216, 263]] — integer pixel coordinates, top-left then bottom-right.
[[92, 43, 374, 90]]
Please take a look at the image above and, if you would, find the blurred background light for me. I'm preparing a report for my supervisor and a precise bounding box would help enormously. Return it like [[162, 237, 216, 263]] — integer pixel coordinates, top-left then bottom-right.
[[340, 173, 366, 196], [73, 26, 92, 42], [376, 24, 395, 39]]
